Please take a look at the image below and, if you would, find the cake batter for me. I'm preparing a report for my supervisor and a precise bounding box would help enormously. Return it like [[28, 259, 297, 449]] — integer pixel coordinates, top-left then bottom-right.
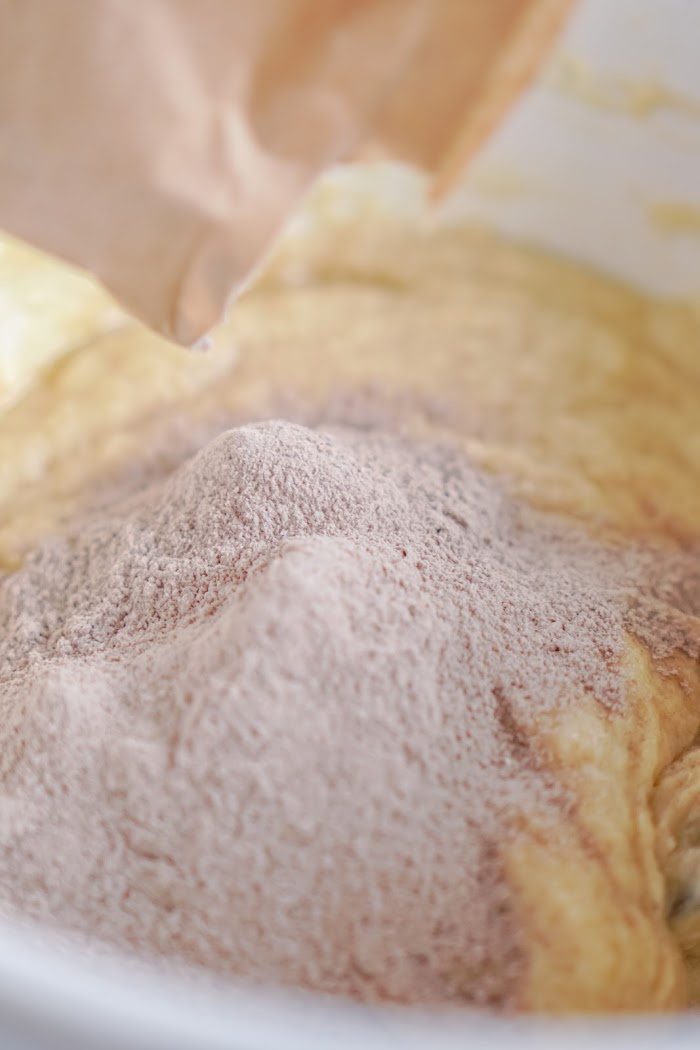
[[0, 183, 698, 1010]]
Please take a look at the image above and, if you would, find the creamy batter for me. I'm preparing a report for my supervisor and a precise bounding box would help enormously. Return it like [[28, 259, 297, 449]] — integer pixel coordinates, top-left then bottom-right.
[[0, 184, 699, 1010]]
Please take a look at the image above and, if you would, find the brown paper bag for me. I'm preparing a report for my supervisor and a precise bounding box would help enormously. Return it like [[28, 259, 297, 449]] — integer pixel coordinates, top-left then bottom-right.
[[0, 1, 571, 345]]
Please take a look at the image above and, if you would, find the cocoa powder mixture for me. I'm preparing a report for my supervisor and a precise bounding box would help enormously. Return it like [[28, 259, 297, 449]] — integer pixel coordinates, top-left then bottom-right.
[[0, 417, 697, 1006]]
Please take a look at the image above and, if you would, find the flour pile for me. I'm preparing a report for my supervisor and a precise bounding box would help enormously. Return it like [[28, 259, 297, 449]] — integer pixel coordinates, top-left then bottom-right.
[[0, 420, 697, 1006]]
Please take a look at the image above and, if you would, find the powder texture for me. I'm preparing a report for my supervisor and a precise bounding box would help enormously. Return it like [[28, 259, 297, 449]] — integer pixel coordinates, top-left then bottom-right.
[[0, 420, 697, 1006]]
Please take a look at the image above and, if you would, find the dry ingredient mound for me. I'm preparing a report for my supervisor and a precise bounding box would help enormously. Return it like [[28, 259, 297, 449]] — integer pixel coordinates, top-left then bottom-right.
[[0, 420, 697, 1007]]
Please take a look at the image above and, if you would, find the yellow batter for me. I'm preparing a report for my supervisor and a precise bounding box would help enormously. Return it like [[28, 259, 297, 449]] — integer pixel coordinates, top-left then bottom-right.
[[0, 180, 699, 1011]]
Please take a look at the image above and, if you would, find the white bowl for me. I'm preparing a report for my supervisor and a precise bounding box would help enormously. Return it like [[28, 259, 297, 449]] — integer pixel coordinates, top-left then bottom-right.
[[2, 0, 699, 1045]]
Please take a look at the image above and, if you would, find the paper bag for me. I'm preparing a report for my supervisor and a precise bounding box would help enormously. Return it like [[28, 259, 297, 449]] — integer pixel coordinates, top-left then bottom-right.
[[0, 1, 571, 344]]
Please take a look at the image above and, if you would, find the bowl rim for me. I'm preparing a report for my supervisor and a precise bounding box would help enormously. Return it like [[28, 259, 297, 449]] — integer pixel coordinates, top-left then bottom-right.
[[0, 920, 697, 1050]]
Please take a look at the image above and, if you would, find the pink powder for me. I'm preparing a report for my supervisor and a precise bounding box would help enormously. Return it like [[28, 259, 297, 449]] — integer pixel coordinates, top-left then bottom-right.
[[0, 419, 697, 1007]]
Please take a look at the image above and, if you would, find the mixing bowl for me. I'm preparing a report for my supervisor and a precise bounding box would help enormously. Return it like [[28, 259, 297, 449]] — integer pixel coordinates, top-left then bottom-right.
[[0, 0, 698, 1045]]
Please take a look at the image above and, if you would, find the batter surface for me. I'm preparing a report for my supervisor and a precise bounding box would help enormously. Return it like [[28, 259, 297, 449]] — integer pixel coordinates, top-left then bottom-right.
[[0, 179, 698, 1010]]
